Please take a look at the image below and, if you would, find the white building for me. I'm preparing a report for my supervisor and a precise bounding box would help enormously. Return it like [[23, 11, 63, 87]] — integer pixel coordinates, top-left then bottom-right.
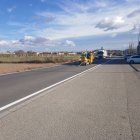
[[58, 52, 64, 55], [68, 52, 77, 55]]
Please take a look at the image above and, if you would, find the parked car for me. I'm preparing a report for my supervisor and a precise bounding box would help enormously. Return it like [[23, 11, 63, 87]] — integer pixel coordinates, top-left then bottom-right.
[[136, 53, 140, 56], [124, 54, 131, 59], [127, 55, 140, 64]]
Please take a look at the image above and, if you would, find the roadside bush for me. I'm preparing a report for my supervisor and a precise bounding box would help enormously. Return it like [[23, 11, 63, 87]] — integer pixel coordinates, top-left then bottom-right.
[[45, 57, 53, 63], [53, 58, 61, 63]]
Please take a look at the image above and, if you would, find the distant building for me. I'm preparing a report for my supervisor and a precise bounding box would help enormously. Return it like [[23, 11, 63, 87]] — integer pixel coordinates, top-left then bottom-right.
[[92, 50, 98, 55], [43, 52, 52, 55], [52, 52, 58, 55], [116, 50, 123, 56], [5, 53, 15, 54], [33, 52, 40, 55], [1, 53, 15, 54], [58, 52, 64, 55], [68, 52, 77, 55], [112, 50, 117, 55], [77, 52, 83, 55], [53, 52, 65, 55]]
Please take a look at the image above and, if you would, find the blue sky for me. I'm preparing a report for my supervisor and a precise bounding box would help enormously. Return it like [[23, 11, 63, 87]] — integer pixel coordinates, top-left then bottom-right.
[[0, 0, 140, 52]]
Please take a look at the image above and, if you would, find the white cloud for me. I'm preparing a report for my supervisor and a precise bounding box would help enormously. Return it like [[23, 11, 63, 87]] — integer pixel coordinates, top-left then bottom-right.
[[0, 40, 10, 46], [6, 0, 140, 41], [0, 36, 6, 41], [36, 1, 140, 38], [35, 25, 104, 40], [8, 21, 30, 27], [95, 17, 128, 31], [127, 9, 140, 18], [7, 6, 17, 12], [36, 17, 55, 25], [97, 9, 102, 12], [0, 36, 75, 49], [132, 31, 138, 34], [7, 8, 12, 12], [40, 0, 46, 2], [126, 0, 140, 1], [30, 4, 32, 6], [94, 1, 107, 7], [19, 36, 50, 46], [37, 12, 94, 26], [29, 16, 40, 21], [123, 45, 127, 48], [131, 24, 140, 34], [55, 0, 109, 15], [10, 15, 15, 18], [61, 40, 75, 46], [110, 33, 117, 37], [132, 24, 140, 30]]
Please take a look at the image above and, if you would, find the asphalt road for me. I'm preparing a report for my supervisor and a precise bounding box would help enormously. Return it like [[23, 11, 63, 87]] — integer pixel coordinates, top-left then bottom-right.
[[0, 56, 140, 139], [0, 58, 110, 108]]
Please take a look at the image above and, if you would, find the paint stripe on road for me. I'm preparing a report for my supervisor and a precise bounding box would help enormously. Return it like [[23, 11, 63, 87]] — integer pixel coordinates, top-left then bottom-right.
[[0, 59, 113, 111]]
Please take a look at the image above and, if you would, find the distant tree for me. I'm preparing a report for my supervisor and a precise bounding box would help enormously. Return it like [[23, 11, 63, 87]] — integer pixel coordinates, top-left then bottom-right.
[[6, 50, 11, 53], [27, 50, 33, 54], [19, 50, 25, 54], [14, 51, 18, 54], [14, 50, 25, 54], [128, 43, 133, 55], [64, 52, 68, 55]]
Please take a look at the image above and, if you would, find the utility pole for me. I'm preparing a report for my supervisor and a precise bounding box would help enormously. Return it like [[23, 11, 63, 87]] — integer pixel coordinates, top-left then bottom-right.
[[131, 36, 134, 54], [138, 24, 140, 41], [138, 24, 140, 45], [137, 24, 140, 54]]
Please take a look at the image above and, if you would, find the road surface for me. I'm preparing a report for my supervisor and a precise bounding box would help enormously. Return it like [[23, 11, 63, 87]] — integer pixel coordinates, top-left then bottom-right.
[[0, 56, 140, 140], [0, 58, 109, 108]]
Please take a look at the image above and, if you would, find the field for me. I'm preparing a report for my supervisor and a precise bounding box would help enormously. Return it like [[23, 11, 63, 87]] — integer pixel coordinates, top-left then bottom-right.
[[0, 55, 80, 75], [0, 55, 80, 63], [0, 63, 62, 75]]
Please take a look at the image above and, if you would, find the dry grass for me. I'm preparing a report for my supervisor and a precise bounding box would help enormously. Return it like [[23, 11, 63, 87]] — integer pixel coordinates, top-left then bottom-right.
[[0, 63, 60, 75], [0, 60, 80, 75], [0, 55, 81, 75], [0, 55, 80, 63]]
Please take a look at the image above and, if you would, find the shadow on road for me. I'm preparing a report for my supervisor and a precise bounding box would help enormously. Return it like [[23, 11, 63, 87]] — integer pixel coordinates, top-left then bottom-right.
[[129, 64, 139, 72], [62, 58, 127, 66], [93, 58, 128, 65], [62, 57, 140, 73], [62, 61, 80, 66]]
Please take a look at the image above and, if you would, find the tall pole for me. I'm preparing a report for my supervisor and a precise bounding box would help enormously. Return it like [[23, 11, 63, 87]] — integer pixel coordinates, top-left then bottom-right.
[[137, 25, 140, 54], [138, 24, 140, 45]]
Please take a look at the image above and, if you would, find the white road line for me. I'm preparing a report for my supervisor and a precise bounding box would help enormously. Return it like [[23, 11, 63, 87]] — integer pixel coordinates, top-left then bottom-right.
[[0, 59, 113, 111]]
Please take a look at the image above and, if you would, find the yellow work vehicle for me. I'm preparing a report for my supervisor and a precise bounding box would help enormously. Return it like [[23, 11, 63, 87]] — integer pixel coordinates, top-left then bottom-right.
[[80, 53, 93, 66]]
